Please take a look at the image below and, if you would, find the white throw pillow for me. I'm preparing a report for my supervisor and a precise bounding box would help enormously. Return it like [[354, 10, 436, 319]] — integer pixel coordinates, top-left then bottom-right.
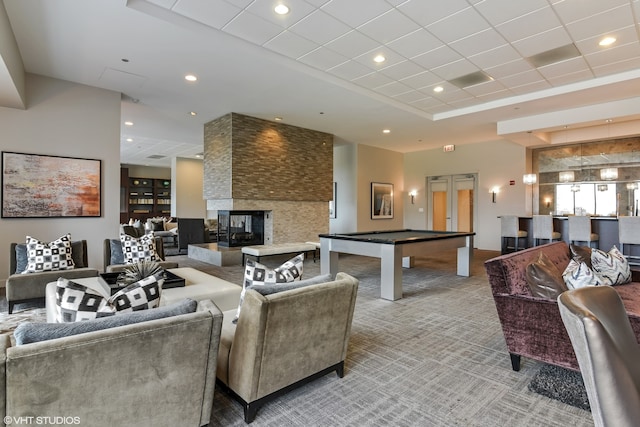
[[591, 246, 631, 286], [120, 233, 159, 264], [23, 234, 75, 273], [562, 259, 602, 289]]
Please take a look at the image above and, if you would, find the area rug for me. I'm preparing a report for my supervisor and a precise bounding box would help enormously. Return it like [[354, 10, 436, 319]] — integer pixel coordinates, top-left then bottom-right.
[[528, 364, 591, 411]]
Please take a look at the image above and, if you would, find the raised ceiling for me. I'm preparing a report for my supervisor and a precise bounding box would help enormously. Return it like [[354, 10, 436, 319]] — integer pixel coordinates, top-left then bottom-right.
[[2, 0, 640, 166]]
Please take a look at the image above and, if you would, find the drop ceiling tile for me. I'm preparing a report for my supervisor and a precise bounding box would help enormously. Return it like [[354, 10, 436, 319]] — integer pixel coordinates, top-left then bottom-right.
[[592, 57, 640, 77], [475, 88, 512, 102], [449, 28, 507, 58], [431, 58, 478, 81], [357, 8, 421, 44], [496, 7, 563, 44], [392, 90, 429, 103], [173, 0, 242, 29], [263, 30, 319, 58], [499, 69, 544, 88], [386, 29, 442, 59], [509, 79, 553, 95], [468, 44, 521, 70], [304, 0, 331, 7], [327, 60, 373, 80], [297, 46, 349, 70], [223, 11, 284, 45], [379, 60, 426, 81], [584, 42, 640, 68], [412, 46, 463, 70], [401, 71, 442, 90], [409, 97, 443, 110], [351, 71, 394, 89], [222, 0, 253, 8], [324, 30, 379, 58], [426, 7, 491, 44], [565, 4, 635, 42], [463, 80, 507, 97], [320, 0, 392, 28], [289, 9, 351, 45], [575, 26, 638, 55], [473, 0, 548, 26], [148, 0, 178, 8], [485, 59, 535, 79], [245, 0, 316, 28], [448, 98, 481, 109], [434, 87, 473, 103], [511, 26, 573, 57], [551, 0, 630, 24], [537, 56, 590, 80], [397, 0, 469, 28], [546, 69, 595, 87], [374, 81, 414, 97]]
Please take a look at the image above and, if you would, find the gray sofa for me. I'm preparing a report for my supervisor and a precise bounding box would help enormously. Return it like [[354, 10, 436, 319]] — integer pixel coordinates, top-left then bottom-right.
[[103, 237, 178, 273], [6, 240, 99, 313], [2, 299, 223, 427], [217, 272, 359, 423]]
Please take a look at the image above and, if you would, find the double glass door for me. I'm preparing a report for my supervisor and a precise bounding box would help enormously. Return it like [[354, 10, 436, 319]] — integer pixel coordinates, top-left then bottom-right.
[[427, 174, 476, 232]]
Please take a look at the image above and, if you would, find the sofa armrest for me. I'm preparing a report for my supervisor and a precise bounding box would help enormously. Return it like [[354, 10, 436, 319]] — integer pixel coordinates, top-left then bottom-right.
[[0, 334, 9, 421], [6, 268, 99, 301]]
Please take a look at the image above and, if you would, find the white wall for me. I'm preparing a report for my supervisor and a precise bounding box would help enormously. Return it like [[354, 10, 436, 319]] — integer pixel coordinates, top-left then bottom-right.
[[403, 140, 528, 251], [171, 157, 206, 218], [0, 74, 121, 281]]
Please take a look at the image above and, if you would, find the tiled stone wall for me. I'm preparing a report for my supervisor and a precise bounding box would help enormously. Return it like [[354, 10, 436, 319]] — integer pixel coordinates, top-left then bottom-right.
[[203, 113, 333, 242], [204, 113, 333, 201]]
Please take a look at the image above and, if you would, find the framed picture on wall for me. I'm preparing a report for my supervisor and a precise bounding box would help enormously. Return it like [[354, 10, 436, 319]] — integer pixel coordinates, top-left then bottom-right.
[[1, 151, 102, 218], [329, 182, 337, 219], [371, 182, 393, 219]]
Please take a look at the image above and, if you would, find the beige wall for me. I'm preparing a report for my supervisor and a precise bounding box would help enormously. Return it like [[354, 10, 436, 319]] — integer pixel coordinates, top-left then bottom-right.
[[171, 157, 206, 218], [356, 144, 404, 231], [0, 74, 121, 281], [331, 143, 357, 233]]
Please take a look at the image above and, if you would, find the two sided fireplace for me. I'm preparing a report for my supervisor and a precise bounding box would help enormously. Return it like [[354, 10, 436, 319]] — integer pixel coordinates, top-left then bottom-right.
[[217, 210, 264, 247]]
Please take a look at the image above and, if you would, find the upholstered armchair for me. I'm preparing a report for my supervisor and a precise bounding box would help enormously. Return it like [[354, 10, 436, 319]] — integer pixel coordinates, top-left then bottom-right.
[[103, 236, 178, 273], [216, 272, 359, 423], [6, 240, 99, 313]]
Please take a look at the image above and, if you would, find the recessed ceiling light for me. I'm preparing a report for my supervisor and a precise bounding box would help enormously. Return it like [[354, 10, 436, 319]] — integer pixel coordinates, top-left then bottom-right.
[[382, 129, 391, 134], [126, 138, 133, 142], [124, 121, 133, 126], [185, 74, 198, 82], [274, 117, 283, 121], [189, 111, 197, 116], [599, 36, 616, 47], [433, 86, 444, 93], [373, 55, 386, 63], [274, 4, 289, 14]]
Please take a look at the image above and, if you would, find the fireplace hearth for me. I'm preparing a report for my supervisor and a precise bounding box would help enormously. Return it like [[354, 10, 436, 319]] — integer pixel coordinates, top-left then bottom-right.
[[217, 210, 265, 247]]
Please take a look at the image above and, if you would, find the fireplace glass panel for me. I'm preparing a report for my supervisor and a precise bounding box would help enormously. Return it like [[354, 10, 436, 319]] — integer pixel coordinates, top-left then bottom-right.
[[217, 210, 264, 247]]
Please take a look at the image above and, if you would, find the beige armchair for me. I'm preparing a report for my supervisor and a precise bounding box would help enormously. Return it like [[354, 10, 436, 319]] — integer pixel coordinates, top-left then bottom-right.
[[6, 240, 99, 313], [558, 286, 640, 427], [216, 272, 359, 423]]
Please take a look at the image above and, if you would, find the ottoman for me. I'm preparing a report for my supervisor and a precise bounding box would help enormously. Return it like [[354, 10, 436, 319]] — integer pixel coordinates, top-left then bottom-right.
[[162, 267, 242, 312]]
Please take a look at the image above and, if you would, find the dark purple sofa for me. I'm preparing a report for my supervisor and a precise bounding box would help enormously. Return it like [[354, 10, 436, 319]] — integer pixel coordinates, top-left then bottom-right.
[[484, 241, 640, 371]]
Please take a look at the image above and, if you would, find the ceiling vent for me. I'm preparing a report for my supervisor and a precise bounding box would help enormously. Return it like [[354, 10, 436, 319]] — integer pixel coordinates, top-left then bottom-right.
[[147, 155, 166, 159], [448, 71, 494, 89], [526, 43, 581, 68]]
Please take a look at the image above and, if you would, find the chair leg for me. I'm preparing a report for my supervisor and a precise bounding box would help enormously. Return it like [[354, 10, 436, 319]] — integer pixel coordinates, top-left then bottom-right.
[[8, 301, 15, 314], [510, 353, 521, 371]]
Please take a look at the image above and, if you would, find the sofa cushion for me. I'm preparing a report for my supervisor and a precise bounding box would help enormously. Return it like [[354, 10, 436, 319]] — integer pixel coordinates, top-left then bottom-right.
[[563, 259, 602, 289], [248, 273, 332, 295], [14, 298, 197, 345], [120, 233, 159, 264], [234, 253, 304, 322], [591, 246, 631, 286], [56, 275, 163, 322], [525, 251, 568, 299], [23, 234, 75, 273]]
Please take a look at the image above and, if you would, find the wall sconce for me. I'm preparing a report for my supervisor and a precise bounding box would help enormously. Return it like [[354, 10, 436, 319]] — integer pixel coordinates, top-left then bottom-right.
[[490, 187, 499, 203], [597, 184, 609, 192], [522, 174, 537, 185], [559, 171, 575, 183], [626, 182, 638, 190], [571, 184, 581, 192], [600, 167, 618, 180], [409, 190, 417, 204], [544, 198, 552, 208]]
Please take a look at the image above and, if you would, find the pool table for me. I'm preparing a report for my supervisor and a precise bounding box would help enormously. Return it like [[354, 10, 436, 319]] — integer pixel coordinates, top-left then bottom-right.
[[319, 230, 475, 301]]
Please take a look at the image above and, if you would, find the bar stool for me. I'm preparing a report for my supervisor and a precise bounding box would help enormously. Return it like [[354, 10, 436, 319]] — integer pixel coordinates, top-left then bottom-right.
[[568, 215, 599, 248], [618, 216, 640, 266], [532, 215, 561, 246], [501, 215, 528, 254]]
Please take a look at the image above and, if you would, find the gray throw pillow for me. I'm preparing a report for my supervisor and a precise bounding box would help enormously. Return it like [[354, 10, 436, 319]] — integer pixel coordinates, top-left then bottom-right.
[[525, 251, 568, 299], [14, 243, 28, 274], [70, 240, 85, 268], [14, 299, 197, 345], [109, 239, 125, 265], [248, 273, 333, 296]]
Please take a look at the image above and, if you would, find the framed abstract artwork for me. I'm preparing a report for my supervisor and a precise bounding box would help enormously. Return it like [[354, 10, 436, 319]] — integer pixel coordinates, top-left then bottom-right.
[[371, 182, 393, 219], [2, 151, 101, 218]]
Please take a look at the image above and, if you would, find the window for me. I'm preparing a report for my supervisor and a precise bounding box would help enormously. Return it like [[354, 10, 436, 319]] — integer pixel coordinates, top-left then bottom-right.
[[555, 183, 616, 216]]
